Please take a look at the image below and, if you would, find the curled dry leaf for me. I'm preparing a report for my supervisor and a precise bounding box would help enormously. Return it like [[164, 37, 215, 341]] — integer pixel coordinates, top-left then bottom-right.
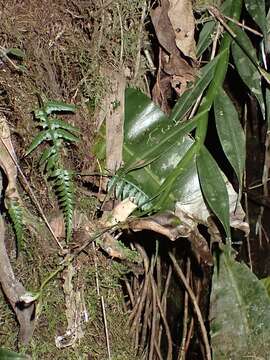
[[175, 179, 249, 236], [174, 177, 249, 263]]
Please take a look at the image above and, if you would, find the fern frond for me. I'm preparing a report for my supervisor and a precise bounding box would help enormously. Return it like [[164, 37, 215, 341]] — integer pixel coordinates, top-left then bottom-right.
[[109, 176, 152, 211], [27, 98, 78, 242], [7, 200, 24, 253], [25, 130, 51, 155], [51, 169, 74, 242]]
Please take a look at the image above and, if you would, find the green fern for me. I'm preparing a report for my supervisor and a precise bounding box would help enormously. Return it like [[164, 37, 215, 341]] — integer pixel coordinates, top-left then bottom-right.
[[26, 98, 79, 242], [6, 199, 23, 253], [109, 176, 152, 211]]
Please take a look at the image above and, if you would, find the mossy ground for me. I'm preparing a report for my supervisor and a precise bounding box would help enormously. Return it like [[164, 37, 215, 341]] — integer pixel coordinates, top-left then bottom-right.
[[0, 0, 148, 358]]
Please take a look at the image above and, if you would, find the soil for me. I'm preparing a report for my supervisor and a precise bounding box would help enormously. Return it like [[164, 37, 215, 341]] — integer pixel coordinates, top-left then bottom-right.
[[0, 1, 146, 359]]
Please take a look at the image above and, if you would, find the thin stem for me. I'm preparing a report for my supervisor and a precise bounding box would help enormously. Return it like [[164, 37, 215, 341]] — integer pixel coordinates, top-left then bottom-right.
[[169, 252, 212, 360]]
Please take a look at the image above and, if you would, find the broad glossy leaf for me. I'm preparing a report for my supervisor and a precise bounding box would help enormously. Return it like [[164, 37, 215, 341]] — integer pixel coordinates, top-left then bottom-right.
[[210, 245, 270, 359], [244, 0, 267, 39], [169, 52, 225, 123], [196, 146, 230, 239], [123, 88, 203, 173], [25, 130, 51, 155], [0, 348, 29, 359], [214, 88, 245, 189], [231, 27, 265, 117], [196, 20, 216, 58]]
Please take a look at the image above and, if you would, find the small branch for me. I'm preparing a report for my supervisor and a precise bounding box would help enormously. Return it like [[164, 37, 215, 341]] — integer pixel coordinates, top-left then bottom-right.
[[134, 1, 147, 79], [169, 252, 212, 360], [178, 259, 191, 360], [116, 3, 124, 67], [92, 242, 112, 360]]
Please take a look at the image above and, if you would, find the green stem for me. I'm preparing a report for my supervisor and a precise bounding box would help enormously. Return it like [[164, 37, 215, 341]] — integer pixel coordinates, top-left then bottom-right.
[[195, 0, 243, 148]]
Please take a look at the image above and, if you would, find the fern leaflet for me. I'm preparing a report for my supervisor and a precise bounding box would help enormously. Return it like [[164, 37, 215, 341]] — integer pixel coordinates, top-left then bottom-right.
[[109, 176, 152, 211]]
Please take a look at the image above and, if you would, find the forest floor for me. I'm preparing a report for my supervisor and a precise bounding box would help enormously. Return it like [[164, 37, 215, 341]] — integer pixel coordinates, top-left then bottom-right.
[[0, 1, 147, 359]]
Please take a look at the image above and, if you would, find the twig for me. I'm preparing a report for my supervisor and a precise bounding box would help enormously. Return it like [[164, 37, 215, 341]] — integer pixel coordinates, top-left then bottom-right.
[[92, 242, 112, 360], [222, 13, 263, 37], [151, 274, 173, 360], [116, 3, 124, 67], [129, 244, 149, 331], [208, 7, 236, 38], [97, 1, 105, 55], [134, 1, 147, 79], [124, 276, 135, 307], [140, 286, 151, 350], [158, 264, 172, 348], [169, 252, 212, 360], [179, 259, 191, 360], [149, 274, 157, 360]]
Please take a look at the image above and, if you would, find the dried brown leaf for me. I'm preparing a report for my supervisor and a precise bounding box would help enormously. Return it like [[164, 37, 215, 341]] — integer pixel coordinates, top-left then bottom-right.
[[150, 0, 177, 55], [168, 0, 196, 60]]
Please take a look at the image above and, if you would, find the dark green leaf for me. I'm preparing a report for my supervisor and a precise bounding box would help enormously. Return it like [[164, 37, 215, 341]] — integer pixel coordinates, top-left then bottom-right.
[[231, 26, 265, 117], [196, 20, 216, 58], [196, 146, 231, 239], [0, 348, 29, 359], [25, 130, 51, 155], [123, 88, 203, 173], [244, 0, 267, 39], [210, 245, 270, 359], [169, 52, 226, 123], [6, 48, 26, 59], [261, 276, 270, 298], [44, 101, 76, 115], [54, 128, 79, 142], [214, 88, 245, 190]]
